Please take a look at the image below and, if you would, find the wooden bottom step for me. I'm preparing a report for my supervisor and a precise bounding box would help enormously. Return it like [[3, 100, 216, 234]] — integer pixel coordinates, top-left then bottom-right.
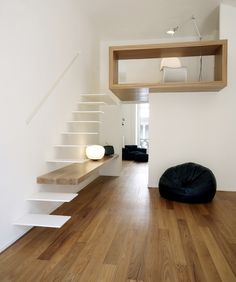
[[38, 154, 119, 185], [46, 159, 88, 164]]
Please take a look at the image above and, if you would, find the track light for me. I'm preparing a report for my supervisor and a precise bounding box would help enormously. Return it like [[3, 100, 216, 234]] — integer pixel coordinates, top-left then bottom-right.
[[164, 15, 203, 81], [166, 26, 179, 35], [165, 15, 202, 40]]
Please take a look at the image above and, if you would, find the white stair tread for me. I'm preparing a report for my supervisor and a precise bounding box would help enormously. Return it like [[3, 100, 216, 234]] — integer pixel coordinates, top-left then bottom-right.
[[79, 94, 117, 105], [27, 192, 78, 202], [78, 101, 106, 104], [67, 120, 101, 123], [14, 214, 71, 228], [72, 111, 104, 113], [46, 159, 88, 163], [54, 144, 87, 148], [61, 132, 99, 135], [80, 94, 107, 96]]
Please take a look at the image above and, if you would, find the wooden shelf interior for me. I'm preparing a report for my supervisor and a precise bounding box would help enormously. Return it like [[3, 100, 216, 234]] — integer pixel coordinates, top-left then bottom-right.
[[109, 40, 227, 101]]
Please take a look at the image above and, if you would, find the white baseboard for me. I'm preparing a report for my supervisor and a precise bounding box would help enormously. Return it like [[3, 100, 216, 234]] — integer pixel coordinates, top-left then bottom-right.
[[0, 227, 32, 253], [0, 172, 100, 253]]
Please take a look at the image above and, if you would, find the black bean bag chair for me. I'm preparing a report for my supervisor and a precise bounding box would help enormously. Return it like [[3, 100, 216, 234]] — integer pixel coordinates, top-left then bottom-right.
[[159, 162, 216, 203]]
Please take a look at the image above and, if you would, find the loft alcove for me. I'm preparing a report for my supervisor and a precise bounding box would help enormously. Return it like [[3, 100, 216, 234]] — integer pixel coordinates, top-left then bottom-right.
[[109, 40, 227, 102]]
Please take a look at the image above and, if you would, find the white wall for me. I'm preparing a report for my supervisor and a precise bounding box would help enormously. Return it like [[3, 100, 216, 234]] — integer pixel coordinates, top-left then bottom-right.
[[121, 104, 137, 146], [99, 105, 122, 176], [119, 56, 214, 84], [0, 0, 99, 251], [148, 2, 236, 191]]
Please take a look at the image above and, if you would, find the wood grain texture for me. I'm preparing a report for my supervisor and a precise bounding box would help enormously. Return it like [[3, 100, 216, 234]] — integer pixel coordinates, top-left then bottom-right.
[[110, 40, 227, 60], [0, 161, 236, 282], [109, 40, 227, 101], [37, 154, 118, 185]]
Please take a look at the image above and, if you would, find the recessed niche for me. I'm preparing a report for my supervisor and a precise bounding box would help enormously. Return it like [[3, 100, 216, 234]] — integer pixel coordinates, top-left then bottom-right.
[[109, 40, 227, 102], [118, 56, 215, 84]]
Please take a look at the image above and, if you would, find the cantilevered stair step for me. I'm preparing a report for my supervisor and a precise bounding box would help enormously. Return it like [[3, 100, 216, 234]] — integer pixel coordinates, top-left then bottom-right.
[[77, 101, 106, 111], [72, 111, 104, 114], [14, 214, 71, 228], [77, 101, 106, 105], [53, 144, 87, 148], [27, 192, 78, 202], [67, 121, 101, 123], [61, 132, 99, 135], [46, 159, 88, 164], [80, 94, 108, 99], [79, 94, 117, 104], [37, 154, 119, 185]]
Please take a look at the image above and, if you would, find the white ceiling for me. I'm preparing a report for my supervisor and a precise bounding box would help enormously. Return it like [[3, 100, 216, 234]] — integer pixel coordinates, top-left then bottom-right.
[[80, 0, 222, 40]]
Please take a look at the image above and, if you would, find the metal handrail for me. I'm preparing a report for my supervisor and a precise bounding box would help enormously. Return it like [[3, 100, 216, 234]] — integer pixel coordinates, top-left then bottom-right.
[[26, 52, 80, 125]]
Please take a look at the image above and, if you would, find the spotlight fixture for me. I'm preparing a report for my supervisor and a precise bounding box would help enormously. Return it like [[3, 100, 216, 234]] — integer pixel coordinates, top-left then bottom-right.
[[166, 26, 179, 35], [165, 15, 202, 40], [164, 15, 203, 81]]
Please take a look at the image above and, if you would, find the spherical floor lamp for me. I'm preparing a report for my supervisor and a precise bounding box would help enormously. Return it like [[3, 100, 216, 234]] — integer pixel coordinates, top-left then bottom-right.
[[86, 145, 105, 160]]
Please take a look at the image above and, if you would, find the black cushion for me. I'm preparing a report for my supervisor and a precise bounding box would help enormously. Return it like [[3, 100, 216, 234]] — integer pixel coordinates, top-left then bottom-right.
[[136, 148, 147, 154], [125, 145, 138, 151], [104, 145, 114, 156], [134, 152, 149, 162], [124, 145, 146, 154], [122, 145, 148, 161], [159, 162, 216, 203], [122, 148, 133, 160]]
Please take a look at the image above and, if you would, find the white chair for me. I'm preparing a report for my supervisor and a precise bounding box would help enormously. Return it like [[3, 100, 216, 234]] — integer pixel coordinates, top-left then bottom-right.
[[160, 57, 187, 82]]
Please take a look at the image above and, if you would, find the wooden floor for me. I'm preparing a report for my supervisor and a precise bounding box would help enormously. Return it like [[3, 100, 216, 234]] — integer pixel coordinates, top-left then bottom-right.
[[0, 162, 236, 282]]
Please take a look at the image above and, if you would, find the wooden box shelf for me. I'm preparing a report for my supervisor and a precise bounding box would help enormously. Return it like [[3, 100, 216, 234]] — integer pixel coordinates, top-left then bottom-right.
[[109, 40, 227, 102]]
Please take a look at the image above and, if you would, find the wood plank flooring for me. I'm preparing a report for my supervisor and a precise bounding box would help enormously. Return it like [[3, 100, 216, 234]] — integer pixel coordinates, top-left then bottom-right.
[[0, 161, 236, 282]]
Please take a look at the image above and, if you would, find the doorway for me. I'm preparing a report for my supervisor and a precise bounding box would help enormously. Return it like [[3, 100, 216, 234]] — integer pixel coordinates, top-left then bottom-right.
[[121, 103, 149, 163], [136, 103, 149, 150]]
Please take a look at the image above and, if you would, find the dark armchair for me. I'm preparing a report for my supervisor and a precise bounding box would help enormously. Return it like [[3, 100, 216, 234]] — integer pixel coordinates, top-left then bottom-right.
[[122, 145, 147, 161]]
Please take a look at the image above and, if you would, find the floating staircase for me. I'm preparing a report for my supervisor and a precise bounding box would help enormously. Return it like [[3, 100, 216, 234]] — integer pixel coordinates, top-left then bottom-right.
[[14, 94, 117, 229], [48, 95, 106, 164]]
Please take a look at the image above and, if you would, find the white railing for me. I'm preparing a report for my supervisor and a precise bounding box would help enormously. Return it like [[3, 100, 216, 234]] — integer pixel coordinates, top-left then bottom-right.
[[26, 52, 80, 125]]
